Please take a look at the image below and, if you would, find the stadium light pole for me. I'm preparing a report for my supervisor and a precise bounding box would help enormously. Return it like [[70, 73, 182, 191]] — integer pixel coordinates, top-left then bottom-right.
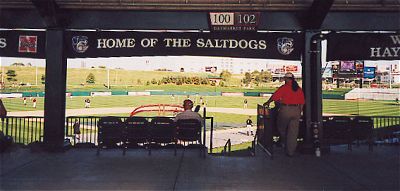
[[389, 65, 392, 89], [35, 65, 38, 86], [0, 60, 3, 86], [107, 68, 110, 89]]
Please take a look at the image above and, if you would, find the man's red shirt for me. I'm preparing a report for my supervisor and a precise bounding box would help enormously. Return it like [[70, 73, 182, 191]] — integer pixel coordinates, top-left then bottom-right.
[[271, 81, 305, 105]]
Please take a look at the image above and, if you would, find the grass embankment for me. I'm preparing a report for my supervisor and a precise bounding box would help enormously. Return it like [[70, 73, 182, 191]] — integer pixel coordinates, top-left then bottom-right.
[[2, 66, 263, 92], [1, 66, 352, 94]]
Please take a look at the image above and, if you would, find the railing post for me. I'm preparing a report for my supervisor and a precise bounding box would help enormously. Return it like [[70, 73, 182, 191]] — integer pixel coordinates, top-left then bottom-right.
[[5, 117, 9, 136], [210, 117, 214, 154]]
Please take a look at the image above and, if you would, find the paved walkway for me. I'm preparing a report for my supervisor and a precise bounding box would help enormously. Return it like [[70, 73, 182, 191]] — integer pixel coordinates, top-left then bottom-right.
[[206, 127, 257, 148], [0, 145, 398, 190]]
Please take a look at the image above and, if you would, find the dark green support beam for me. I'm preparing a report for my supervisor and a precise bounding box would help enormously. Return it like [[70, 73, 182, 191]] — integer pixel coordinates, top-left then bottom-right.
[[301, 31, 324, 154], [43, 29, 67, 151], [304, 0, 335, 29], [31, 0, 68, 28]]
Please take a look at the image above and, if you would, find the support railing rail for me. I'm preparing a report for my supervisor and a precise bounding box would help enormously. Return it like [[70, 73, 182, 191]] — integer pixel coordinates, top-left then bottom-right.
[[0, 115, 396, 147], [0, 116, 44, 145], [221, 139, 231, 156]]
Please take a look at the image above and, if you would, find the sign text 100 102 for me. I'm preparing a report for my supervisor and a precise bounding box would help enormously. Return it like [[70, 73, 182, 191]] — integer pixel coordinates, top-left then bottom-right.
[[209, 12, 260, 31]]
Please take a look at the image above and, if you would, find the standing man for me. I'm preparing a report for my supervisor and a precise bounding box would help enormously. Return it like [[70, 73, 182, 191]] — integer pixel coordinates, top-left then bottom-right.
[[23, 97, 27, 105], [263, 72, 304, 157], [73, 119, 81, 141], [84, 98, 91, 108], [246, 116, 253, 136], [32, 98, 37, 108], [171, 94, 175, 101], [199, 96, 203, 106], [243, 98, 248, 109]]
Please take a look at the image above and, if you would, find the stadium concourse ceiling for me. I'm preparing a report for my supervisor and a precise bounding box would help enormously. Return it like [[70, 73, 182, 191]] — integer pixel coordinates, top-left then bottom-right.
[[0, 0, 399, 30], [0, 0, 399, 11]]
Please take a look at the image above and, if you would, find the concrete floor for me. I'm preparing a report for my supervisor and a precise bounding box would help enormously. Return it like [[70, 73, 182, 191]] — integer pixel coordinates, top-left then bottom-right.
[[1, 145, 399, 190]]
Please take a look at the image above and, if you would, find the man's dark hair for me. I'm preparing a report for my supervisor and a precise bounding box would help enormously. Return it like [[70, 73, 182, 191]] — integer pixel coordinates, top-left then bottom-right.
[[291, 79, 300, 92], [183, 99, 193, 107]]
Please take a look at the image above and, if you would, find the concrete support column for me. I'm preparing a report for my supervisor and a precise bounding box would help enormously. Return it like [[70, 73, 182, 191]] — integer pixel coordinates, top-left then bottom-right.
[[302, 31, 314, 144], [301, 31, 323, 153], [310, 33, 323, 127], [43, 29, 67, 151]]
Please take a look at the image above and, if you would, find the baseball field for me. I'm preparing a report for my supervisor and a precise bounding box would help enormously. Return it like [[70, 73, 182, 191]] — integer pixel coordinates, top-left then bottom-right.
[[3, 95, 399, 118], [1, 66, 399, 124]]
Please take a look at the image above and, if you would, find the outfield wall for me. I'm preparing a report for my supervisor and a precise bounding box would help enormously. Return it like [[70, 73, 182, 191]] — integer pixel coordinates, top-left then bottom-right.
[[9, 91, 346, 100], [345, 88, 400, 100], [0, 93, 23, 98]]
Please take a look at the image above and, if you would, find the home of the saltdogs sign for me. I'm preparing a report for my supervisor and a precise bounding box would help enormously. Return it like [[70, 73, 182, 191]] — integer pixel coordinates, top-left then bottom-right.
[[327, 33, 400, 61], [65, 31, 303, 60]]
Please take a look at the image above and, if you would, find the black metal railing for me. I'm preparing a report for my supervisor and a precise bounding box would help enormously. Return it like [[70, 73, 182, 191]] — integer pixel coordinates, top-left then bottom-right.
[[65, 116, 107, 145], [0, 114, 397, 147], [321, 116, 400, 130], [221, 139, 231, 156], [0, 116, 44, 145], [372, 116, 400, 129]]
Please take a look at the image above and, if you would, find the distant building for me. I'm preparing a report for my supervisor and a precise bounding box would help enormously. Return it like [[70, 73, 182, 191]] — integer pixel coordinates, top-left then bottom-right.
[[141, 56, 301, 75], [207, 76, 222, 86]]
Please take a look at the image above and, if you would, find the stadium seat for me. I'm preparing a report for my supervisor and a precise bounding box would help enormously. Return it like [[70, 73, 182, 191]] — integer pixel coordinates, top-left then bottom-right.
[[322, 116, 353, 150], [97, 117, 125, 155], [352, 116, 373, 151], [149, 117, 177, 156], [124, 117, 149, 155], [176, 119, 204, 157]]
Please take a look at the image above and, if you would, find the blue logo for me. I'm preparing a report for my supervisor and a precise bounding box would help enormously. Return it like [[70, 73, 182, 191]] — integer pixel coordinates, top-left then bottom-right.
[[72, 36, 89, 53], [277, 37, 294, 55]]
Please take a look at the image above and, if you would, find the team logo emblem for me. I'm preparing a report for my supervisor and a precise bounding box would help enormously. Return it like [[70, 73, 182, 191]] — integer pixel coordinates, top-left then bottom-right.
[[277, 37, 294, 55], [18, 36, 37, 53], [72, 36, 89, 53]]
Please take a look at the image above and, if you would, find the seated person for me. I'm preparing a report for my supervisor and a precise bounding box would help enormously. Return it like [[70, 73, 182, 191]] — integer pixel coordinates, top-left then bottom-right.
[[174, 99, 203, 127]]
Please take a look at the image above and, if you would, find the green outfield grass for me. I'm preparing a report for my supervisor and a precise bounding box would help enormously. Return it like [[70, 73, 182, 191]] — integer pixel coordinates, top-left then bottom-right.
[[323, 100, 400, 116], [2, 95, 399, 116]]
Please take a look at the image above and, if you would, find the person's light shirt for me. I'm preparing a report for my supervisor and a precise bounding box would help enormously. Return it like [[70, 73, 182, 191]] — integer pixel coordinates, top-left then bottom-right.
[[174, 110, 204, 127]]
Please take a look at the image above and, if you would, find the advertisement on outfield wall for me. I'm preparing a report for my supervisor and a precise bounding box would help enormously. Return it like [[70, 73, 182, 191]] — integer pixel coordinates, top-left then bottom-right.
[[363, 67, 376, 79], [90, 92, 112, 96], [65, 31, 304, 60], [339, 60, 356, 74]]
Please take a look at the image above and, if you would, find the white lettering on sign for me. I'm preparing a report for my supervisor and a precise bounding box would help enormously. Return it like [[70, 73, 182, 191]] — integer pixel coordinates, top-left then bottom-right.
[[97, 38, 136, 49], [163, 38, 191, 48], [140, 38, 158, 48], [370, 47, 400, 58], [196, 38, 266, 50], [0, 38, 6, 48], [390, 35, 400, 44], [370, 35, 400, 58]]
